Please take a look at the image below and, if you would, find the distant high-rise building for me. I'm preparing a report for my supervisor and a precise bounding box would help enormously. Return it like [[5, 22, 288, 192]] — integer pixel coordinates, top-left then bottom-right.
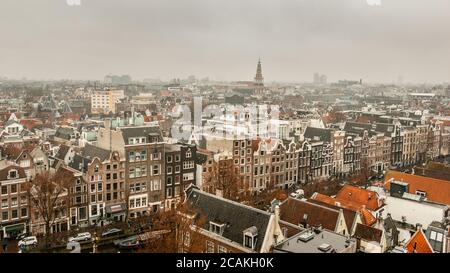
[[104, 74, 132, 85], [313, 73, 327, 84], [254, 58, 264, 94], [91, 88, 125, 114]]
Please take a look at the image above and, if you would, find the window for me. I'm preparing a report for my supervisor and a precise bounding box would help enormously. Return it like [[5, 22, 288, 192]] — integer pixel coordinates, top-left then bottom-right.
[[153, 165, 160, 175], [130, 199, 135, 208], [98, 183, 103, 192], [175, 166, 180, 173], [186, 150, 192, 158], [167, 188, 172, 198], [129, 151, 135, 161], [141, 150, 147, 160], [11, 184, 17, 193], [183, 161, 194, 170], [11, 209, 18, 219], [106, 173, 111, 180], [175, 155, 180, 162], [141, 167, 147, 177], [21, 208, 27, 218], [11, 197, 18, 207], [167, 166, 173, 174], [167, 155, 173, 163], [183, 232, 191, 247], [106, 193, 111, 201], [206, 241, 214, 253], [183, 173, 194, 181], [129, 168, 135, 178], [218, 245, 228, 253], [8, 170, 17, 179], [1, 186, 7, 195], [209, 222, 224, 235], [2, 211, 8, 221], [416, 190, 427, 198], [91, 205, 98, 216], [91, 195, 96, 203], [152, 180, 161, 191], [244, 235, 254, 249], [1, 199, 7, 208], [167, 176, 173, 186]]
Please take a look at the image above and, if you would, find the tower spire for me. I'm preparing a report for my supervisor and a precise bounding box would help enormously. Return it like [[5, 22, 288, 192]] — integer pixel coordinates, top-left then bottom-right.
[[254, 58, 264, 94]]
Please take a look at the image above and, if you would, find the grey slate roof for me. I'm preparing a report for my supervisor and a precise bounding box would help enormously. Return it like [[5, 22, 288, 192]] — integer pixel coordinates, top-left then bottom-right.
[[82, 143, 111, 161], [185, 185, 272, 252], [303, 127, 334, 142], [55, 127, 74, 140], [68, 154, 92, 172], [55, 144, 70, 160], [120, 125, 163, 144]]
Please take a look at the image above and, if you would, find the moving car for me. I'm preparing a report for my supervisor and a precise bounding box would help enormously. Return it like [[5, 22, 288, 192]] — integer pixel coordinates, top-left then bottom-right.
[[18, 236, 38, 248], [101, 228, 123, 238], [68, 232, 92, 242], [114, 236, 144, 250]]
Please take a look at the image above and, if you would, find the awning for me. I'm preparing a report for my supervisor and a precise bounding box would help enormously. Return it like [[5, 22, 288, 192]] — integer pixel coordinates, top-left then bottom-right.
[[4, 223, 25, 233], [105, 203, 127, 214]]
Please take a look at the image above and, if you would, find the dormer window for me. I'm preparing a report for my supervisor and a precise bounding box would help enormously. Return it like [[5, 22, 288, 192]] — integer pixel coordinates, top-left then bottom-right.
[[243, 226, 258, 250], [8, 170, 18, 179], [416, 190, 426, 198], [186, 149, 192, 158], [209, 221, 225, 235]]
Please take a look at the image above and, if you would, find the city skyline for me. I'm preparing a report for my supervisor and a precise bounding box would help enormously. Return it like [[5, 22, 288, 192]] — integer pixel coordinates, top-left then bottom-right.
[[1, 0, 450, 83]]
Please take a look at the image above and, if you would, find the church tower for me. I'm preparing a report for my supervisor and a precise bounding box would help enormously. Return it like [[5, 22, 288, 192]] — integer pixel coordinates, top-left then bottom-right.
[[254, 58, 264, 94]]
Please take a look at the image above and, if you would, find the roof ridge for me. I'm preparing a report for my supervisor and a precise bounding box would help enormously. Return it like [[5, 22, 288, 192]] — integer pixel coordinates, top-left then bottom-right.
[[189, 187, 272, 217]]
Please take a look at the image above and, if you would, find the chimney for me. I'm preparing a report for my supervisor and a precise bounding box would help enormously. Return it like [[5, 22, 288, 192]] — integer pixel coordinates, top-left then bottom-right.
[[416, 223, 422, 231], [275, 204, 280, 221]]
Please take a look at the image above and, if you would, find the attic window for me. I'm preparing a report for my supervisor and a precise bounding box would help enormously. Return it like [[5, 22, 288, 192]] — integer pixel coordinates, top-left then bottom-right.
[[8, 170, 18, 179], [416, 190, 426, 198], [243, 226, 258, 250], [209, 221, 225, 235]]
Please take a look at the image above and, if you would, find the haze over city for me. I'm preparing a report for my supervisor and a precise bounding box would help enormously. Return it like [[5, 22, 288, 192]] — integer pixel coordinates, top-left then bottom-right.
[[1, 0, 450, 83]]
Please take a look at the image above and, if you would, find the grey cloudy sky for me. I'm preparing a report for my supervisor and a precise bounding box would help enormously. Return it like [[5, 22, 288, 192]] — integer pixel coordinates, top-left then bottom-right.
[[1, 0, 449, 83]]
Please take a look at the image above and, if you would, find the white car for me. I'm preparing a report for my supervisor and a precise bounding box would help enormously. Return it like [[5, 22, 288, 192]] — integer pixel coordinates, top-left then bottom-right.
[[18, 236, 38, 248], [290, 189, 304, 198], [68, 232, 92, 242]]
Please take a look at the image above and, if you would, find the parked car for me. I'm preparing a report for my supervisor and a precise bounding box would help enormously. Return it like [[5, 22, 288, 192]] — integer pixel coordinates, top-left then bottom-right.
[[68, 232, 92, 242], [290, 189, 304, 198], [18, 236, 38, 248], [101, 228, 123, 238]]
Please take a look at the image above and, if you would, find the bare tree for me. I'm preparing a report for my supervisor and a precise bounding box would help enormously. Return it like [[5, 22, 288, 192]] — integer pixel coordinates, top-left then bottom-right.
[[138, 203, 206, 253], [26, 170, 72, 249]]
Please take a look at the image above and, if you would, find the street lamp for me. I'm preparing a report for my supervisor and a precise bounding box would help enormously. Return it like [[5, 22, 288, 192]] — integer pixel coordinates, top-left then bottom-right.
[[93, 232, 99, 253]]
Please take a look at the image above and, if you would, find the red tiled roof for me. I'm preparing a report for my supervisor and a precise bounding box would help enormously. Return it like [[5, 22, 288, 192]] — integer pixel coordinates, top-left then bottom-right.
[[405, 229, 433, 253], [354, 223, 383, 243], [384, 170, 450, 206], [279, 198, 340, 231], [311, 193, 376, 226], [335, 185, 382, 211]]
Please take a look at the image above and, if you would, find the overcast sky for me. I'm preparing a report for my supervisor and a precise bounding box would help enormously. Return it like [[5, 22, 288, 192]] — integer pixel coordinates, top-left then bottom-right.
[[1, 0, 450, 83]]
